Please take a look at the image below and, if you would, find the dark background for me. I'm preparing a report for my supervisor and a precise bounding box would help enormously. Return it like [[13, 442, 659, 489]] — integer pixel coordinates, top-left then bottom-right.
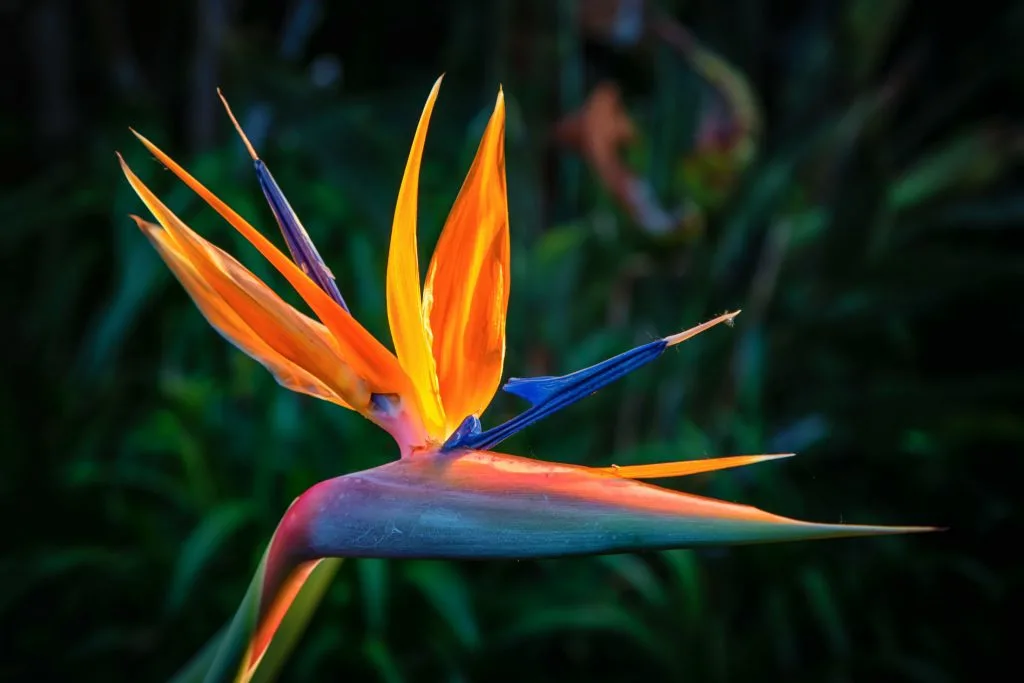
[[3, 1, 1020, 681]]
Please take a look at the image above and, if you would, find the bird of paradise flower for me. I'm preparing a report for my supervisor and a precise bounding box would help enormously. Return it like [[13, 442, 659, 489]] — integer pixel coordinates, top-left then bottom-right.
[[118, 77, 934, 683]]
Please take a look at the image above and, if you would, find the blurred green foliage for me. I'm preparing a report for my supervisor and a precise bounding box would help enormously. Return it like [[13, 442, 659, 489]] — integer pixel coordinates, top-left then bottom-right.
[[4, 1, 1021, 681]]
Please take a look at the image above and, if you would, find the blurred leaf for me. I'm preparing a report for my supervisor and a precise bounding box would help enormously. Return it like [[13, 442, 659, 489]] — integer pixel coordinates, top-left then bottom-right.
[[890, 126, 1024, 212], [596, 554, 666, 605], [166, 501, 256, 614], [403, 561, 480, 650], [661, 549, 703, 628], [166, 625, 228, 683], [363, 637, 405, 683], [358, 558, 390, 633], [78, 220, 165, 375], [845, 0, 911, 84], [498, 604, 675, 672], [799, 567, 849, 658]]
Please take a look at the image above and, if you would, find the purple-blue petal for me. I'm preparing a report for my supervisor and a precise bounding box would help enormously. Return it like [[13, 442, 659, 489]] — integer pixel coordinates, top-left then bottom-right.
[[253, 160, 350, 312], [442, 339, 668, 451]]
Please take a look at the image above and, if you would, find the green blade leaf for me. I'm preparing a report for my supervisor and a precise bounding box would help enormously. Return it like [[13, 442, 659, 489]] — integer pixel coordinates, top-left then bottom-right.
[[167, 502, 255, 615]]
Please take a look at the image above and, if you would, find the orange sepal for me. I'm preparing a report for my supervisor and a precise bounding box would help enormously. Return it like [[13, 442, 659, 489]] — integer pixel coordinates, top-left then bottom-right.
[[135, 216, 351, 408], [127, 133, 414, 409], [120, 158, 369, 408]]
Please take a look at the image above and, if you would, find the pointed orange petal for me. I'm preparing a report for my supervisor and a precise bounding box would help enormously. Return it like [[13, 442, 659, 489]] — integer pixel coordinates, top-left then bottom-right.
[[598, 453, 793, 479], [121, 161, 369, 409], [424, 89, 510, 434], [134, 216, 352, 409], [386, 77, 446, 439], [126, 135, 412, 407]]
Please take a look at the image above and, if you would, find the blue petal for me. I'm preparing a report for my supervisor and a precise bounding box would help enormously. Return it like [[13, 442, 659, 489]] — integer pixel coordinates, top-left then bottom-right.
[[254, 160, 350, 312], [448, 414, 483, 442], [442, 339, 668, 452]]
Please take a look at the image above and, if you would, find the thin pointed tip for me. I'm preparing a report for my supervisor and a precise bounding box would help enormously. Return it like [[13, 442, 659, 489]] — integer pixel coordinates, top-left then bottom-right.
[[129, 128, 159, 155], [763, 453, 796, 461], [665, 310, 742, 346], [865, 524, 946, 535], [800, 522, 944, 539], [217, 88, 260, 161], [598, 452, 797, 480], [115, 151, 132, 173], [128, 214, 157, 233]]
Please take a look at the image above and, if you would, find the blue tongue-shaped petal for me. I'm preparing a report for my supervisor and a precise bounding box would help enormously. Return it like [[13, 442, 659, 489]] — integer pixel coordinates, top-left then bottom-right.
[[219, 90, 350, 312], [442, 311, 740, 452], [442, 339, 666, 452], [503, 340, 667, 407], [501, 376, 559, 404]]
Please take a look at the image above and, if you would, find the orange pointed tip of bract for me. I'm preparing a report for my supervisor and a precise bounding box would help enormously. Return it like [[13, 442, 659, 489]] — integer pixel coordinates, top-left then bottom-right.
[[666, 310, 740, 346], [128, 213, 150, 230], [217, 88, 260, 161], [600, 453, 793, 479]]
